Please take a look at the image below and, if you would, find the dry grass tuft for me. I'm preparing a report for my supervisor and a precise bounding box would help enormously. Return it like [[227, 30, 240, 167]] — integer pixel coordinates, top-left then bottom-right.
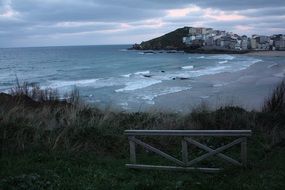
[[263, 80, 285, 113]]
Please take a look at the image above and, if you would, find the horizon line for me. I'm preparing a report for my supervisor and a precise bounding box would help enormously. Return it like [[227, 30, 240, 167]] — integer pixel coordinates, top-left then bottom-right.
[[0, 43, 132, 49]]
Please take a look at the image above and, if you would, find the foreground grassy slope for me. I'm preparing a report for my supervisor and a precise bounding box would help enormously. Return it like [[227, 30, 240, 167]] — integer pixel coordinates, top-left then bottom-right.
[[1, 147, 285, 190], [1, 80, 285, 189]]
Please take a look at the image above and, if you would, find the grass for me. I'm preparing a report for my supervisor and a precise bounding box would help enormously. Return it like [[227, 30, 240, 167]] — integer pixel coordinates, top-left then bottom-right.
[[0, 79, 285, 189], [1, 146, 285, 190]]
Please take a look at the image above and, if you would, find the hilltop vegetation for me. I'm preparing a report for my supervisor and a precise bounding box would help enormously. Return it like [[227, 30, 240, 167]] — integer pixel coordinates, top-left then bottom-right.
[[131, 27, 190, 50], [1, 80, 285, 189]]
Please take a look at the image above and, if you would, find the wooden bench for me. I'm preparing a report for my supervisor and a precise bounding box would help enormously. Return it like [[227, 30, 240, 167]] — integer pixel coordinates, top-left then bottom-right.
[[125, 130, 252, 172]]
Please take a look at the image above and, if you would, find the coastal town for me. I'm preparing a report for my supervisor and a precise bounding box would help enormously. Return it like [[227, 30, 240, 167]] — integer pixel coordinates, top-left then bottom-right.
[[182, 27, 285, 51], [131, 26, 285, 53]]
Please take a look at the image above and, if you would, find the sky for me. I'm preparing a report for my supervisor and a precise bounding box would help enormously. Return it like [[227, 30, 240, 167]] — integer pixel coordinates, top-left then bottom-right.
[[0, 0, 285, 47]]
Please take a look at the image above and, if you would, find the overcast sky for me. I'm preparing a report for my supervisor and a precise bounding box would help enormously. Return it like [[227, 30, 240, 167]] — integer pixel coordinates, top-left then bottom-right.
[[1, 0, 285, 47]]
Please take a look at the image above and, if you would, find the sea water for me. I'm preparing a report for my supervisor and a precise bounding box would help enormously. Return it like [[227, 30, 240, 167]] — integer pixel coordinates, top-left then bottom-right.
[[0, 45, 284, 111]]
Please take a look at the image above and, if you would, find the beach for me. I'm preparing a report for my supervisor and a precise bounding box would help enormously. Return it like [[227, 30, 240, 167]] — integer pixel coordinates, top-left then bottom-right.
[[153, 60, 284, 112], [246, 50, 285, 57]]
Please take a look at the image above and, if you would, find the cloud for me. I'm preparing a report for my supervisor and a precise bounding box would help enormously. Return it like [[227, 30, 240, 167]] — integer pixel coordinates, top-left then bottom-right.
[[166, 5, 200, 17], [203, 9, 245, 21], [0, 0, 19, 20], [0, 0, 284, 47]]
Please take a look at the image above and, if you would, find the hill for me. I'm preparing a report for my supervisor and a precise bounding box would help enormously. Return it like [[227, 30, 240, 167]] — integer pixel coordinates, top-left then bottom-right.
[[131, 27, 190, 50]]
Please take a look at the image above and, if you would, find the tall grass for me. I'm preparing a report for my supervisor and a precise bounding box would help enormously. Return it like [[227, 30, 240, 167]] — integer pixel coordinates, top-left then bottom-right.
[[263, 80, 285, 113], [9, 78, 81, 105]]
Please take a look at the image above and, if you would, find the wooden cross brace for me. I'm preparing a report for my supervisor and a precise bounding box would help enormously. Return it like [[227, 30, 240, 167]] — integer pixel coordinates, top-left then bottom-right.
[[125, 130, 250, 172], [127, 136, 247, 172], [184, 137, 246, 167]]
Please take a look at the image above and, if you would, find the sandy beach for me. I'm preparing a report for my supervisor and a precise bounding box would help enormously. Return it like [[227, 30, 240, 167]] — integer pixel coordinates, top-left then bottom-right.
[[246, 51, 285, 57], [150, 54, 285, 112]]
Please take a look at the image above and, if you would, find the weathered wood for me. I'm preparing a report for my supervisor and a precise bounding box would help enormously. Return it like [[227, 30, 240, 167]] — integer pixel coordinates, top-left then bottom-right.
[[241, 137, 247, 167], [129, 136, 136, 164], [181, 138, 188, 165], [125, 130, 251, 172], [129, 137, 184, 166], [185, 138, 242, 166], [125, 130, 252, 137], [186, 138, 244, 166], [126, 164, 221, 173]]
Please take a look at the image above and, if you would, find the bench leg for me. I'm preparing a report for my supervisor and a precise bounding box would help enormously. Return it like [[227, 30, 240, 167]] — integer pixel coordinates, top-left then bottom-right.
[[241, 137, 247, 167], [129, 137, 136, 164], [182, 138, 188, 165]]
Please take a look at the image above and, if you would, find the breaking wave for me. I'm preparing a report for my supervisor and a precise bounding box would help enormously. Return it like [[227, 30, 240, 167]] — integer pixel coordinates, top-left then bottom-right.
[[181, 65, 194, 70], [139, 86, 192, 104], [134, 70, 150, 75], [115, 79, 161, 92], [218, 60, 228, 64]]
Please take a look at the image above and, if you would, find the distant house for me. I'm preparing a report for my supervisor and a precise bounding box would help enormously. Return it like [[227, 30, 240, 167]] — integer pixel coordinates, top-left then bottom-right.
[[206, 28, 214, 35], [217, 30, 226, 36], [241, 35, 248, 50], [250, 38, 257, 49], [257, 43, 269, 50], [183, 36, 196, 45], [216, 36, 238, 49], [257, 36, 270, 44], [275, 39, 285, 50], [256, 36, 270, 50], [205, 37, 214, 46], [189, 27, 206, 35]]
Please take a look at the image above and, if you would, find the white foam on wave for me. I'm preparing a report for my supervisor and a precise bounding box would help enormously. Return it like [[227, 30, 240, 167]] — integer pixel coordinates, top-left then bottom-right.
[[196, 55, 235, 60], [122, 70, 150, 77], [115, 78, 161, 92], [200, 96, 210, 99], [48, 78, 100, 88], [235, 59, 262, 70], [150, 65, 231, 81], [181, 65, 194, 70], [213, 83, 228, 87], [267, 63, 279, 69], [218, 60, 228, 64], [134, 70, 150, 75], [121, 73, 132, 78], [140, 86, 192, 103], [189, 65, 230, 77], [48, 78, 122, 90]]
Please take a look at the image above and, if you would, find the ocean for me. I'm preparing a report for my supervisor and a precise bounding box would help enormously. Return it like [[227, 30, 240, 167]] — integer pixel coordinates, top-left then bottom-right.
[[0, 45, 284, 112]]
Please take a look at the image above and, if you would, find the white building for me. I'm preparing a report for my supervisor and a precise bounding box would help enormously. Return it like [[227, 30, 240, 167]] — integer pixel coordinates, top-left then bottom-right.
[[250, 38, 257, 49]]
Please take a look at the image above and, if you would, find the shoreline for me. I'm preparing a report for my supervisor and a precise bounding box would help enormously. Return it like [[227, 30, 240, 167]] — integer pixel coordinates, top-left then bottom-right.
[[130, 47, 285, 56], [245, 50, 285, 57]]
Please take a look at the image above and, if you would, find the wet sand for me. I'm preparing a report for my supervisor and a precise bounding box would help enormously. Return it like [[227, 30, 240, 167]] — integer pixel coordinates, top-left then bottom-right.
[[149, 55, 285, 112], [246, 51, 285, 57]]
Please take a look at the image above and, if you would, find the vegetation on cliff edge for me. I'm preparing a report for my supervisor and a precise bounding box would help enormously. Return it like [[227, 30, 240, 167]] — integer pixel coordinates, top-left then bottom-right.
[[1, 80, 285, 189]]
